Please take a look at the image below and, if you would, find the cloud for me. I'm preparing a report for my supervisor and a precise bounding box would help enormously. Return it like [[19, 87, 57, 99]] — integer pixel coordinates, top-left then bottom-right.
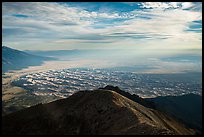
[[2, 2, 202, 52], [140, 2, 180, 9], [181, 2, 194, 9], [2, 28, 28, 37]]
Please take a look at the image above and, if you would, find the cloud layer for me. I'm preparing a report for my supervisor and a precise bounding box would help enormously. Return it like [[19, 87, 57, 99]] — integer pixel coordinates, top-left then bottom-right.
[[2, 2, 202, 50]]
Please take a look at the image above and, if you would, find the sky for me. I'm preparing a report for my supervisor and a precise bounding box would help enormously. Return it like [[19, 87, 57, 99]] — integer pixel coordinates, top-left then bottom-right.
[[2, 2, 202, 73], [2, 2, 202, 50]]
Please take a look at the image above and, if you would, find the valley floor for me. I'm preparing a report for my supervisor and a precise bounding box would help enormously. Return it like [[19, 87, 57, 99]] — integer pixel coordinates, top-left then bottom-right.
[[2, 60, 78, 115]]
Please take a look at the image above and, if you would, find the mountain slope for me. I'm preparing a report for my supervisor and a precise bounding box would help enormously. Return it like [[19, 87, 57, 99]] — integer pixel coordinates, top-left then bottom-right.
[[102, 85, 202, 132], [2, 89, 195, 135], [146, 93, 202, 131], [2, 46, 55, 72]]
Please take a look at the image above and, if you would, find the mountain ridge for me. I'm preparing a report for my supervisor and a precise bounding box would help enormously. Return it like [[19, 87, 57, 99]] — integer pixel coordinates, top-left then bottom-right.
[[2, 87, 196, 135]]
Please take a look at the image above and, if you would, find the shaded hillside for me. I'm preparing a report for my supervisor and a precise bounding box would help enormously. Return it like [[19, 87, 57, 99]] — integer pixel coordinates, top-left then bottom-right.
[[146, 94, 202, 131], [2, 46, 55, 72], [2, 89, 195, 135]]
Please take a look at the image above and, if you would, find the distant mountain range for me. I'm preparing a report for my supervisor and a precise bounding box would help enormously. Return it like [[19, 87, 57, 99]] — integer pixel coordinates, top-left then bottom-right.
[[2, 86, 201, 135], [2, 46, 55, 72]]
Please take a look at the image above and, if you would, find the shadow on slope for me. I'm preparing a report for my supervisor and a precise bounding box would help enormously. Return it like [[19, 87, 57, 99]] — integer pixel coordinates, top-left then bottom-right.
[[146, 93, 202, 132]]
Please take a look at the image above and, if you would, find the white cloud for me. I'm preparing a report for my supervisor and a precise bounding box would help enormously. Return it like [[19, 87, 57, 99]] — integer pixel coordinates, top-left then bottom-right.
[[97, 7, 202, 46], [140, 2, 180, 9], [181, 2, 194, 9]]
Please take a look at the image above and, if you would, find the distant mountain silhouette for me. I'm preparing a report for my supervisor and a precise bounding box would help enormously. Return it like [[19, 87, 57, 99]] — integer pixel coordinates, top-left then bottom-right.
[[2, 46, 55, 72], [146, 93, 202, 132], [2, 86, 196, 135]]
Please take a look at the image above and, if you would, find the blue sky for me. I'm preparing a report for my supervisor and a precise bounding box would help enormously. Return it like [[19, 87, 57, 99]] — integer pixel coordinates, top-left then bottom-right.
[[2, 2, 202, 73]]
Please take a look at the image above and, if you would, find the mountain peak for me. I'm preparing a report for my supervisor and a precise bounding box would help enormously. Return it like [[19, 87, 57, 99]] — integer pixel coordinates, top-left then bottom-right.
[[99, 85, 156, 109]]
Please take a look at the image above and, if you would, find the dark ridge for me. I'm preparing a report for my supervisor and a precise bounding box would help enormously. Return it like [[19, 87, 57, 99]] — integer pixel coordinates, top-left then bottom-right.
[[99, 85, 156, 109]]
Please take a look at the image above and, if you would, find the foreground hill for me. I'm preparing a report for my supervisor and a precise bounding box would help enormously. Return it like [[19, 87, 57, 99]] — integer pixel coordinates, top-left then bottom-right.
[[2, 46, 55, 72], [2, 88, 195, 135]]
